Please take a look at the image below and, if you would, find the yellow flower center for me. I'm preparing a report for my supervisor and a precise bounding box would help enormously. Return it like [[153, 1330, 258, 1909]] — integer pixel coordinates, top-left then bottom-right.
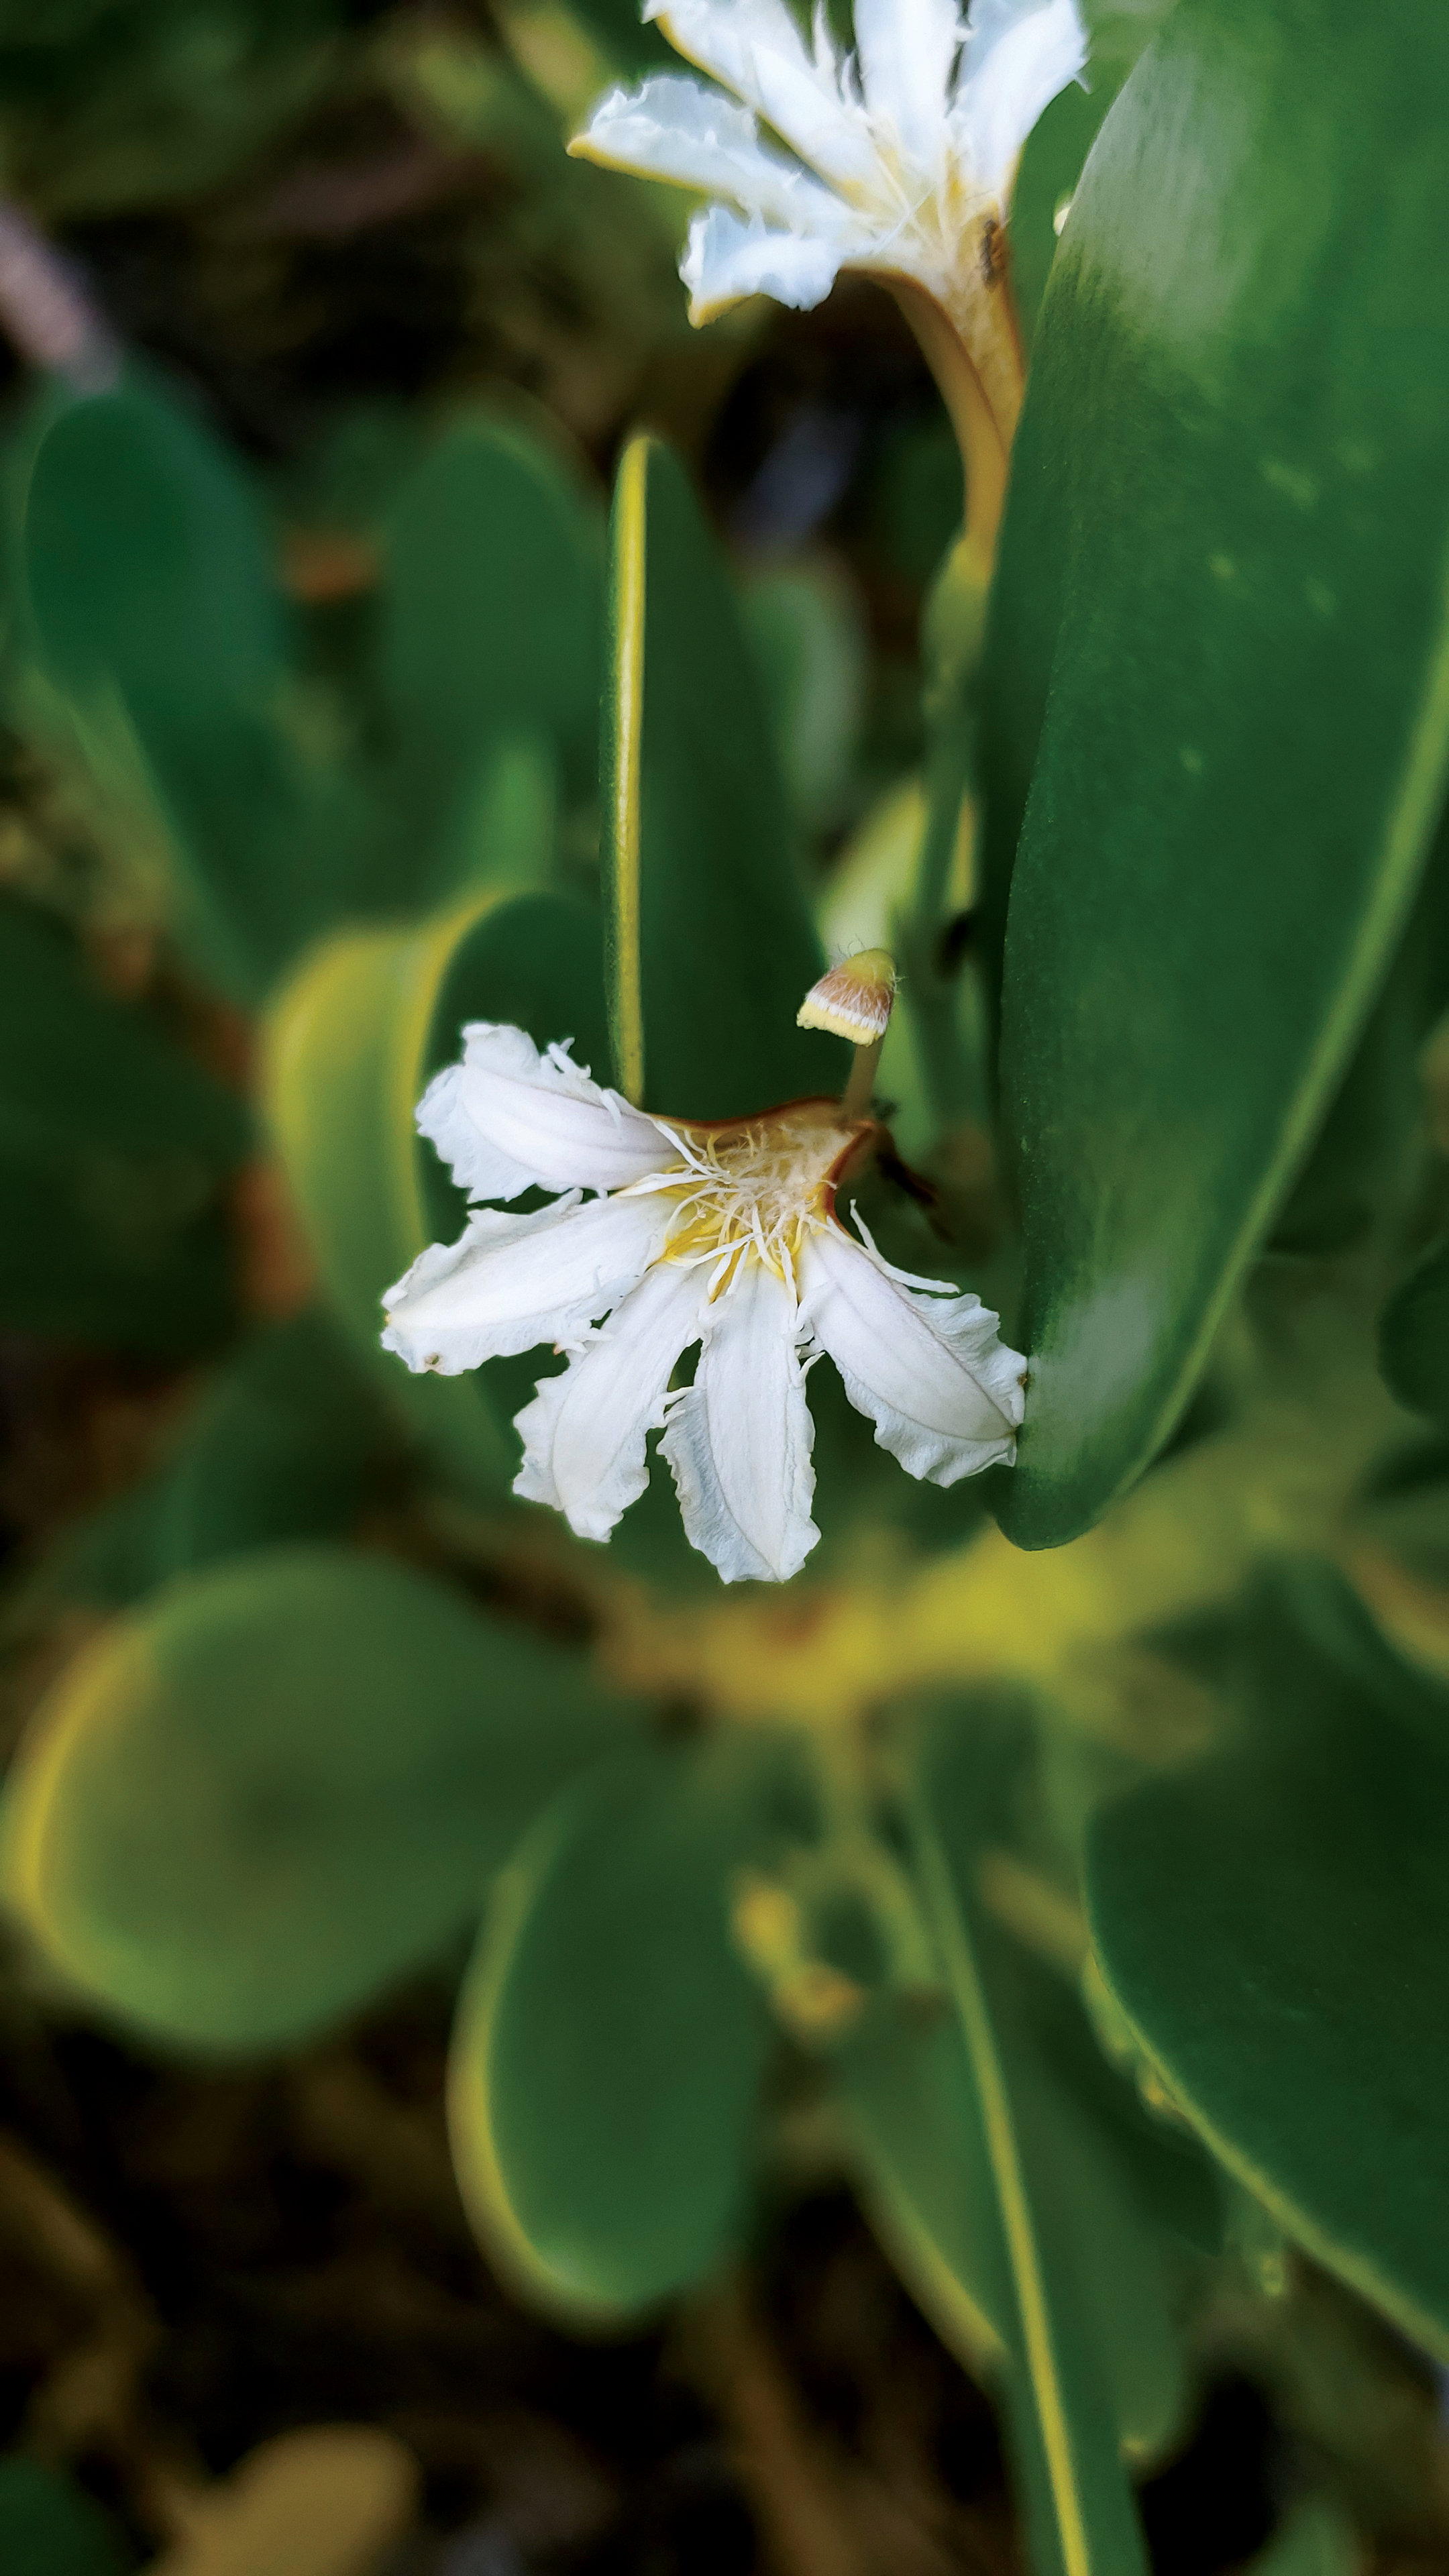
[[629, 1102, 871, 1299]]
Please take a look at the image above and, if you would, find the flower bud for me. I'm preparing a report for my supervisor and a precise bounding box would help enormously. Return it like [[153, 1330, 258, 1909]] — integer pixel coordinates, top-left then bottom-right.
[[796, 949, 898, 1045]]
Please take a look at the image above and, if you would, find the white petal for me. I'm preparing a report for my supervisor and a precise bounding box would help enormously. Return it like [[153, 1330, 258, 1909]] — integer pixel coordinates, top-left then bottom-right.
[[416, 1021, 670, 1203], [649, 0, 881, 189], [682, 204, 845, 321], [800, 1223, 1024, 1485], [854, 0, 964, 172], [380, 1191, 673, 1375], [749, 50, 878, 188], [649, 0, 808, 91], [513, 1260, 705, 1542], [641, 0, 822, 160], [953, 0, 1087, 203], [661, 1257, 818, 1583], [571, 72, 843, 226]]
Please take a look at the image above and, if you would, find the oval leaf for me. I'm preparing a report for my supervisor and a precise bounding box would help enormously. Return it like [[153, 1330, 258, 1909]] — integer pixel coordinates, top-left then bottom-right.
[[449, 1744, 776, 2318], [379, 411, 602, 892], [896, 1728, 1192, 2493], [981, 0, 1449, 1547], [602, 435, 846, 1116], [0, 1545, 632, 2051], [0, 888, 246, 1348], [1087, 1571, 1449, 2358], [838, 2000, 1011, 2372], [0, 2459, 131, 2576], [21, 374, 335, 997], [1379, 1229, 1449, 1424], [264, 885, 610, 1497]]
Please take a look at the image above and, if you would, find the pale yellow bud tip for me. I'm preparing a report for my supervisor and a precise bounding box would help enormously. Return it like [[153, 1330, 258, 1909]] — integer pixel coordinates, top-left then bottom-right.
[[796, 949, 897, 1044]]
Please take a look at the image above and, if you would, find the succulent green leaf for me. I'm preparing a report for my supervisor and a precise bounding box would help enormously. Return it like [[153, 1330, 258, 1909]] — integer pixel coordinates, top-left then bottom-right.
[[19, 1313, 388, 1615], [601, 435, 846, 1116], [0, 2458, 133, 2576], [1010, 0, 1181, 351], [741, 560, 865, 830], [0, 1545, 633, 2052], [908, 1737, 1153, 2576], [36, 1314, 392, 1612], [1087, 1570, 1449, 2359], [0, 888, 246, 1165], [146, 1313, 390, 1574], [20, 373, 339, 998], [1379, 1230, 1449, 1424], [838, 1997, 1010, 2373], [449, 1743, 777, 2318], [378, 412, 602, 895], [0, 1157, 235, 1354], [264, 885, 610, 1497], [1269, 816, 1449, 1259], [430, 733, 561, 911], [0, 889, 245, 1348], [1250, 2502, 1360, 2576], [981, 0, 1449, 1548], [845, 1754, 1205, 2489], [562, 0, 673, 72], [0, 0, 337, 220]]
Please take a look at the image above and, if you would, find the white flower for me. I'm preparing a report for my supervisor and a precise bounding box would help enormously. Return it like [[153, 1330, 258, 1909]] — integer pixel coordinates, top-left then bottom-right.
[[381, 1019, 1026, 1585], [570, 0, 1086, 439]]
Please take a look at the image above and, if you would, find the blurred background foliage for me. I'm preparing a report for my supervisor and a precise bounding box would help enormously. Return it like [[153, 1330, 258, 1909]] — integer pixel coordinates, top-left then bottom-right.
[[1, 2, 1449, 2575]]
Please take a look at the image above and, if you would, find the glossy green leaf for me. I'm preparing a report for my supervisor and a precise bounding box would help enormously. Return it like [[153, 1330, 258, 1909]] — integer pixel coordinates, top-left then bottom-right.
[[265, 885, 610, 1497], [1010, 0, 1179, 347], [1002, 1978, 1194, 2473], [741, 559, 865, 830], [1087, 1570, 1449, 2358], [20, 374, 338, 998], [32, 1313, 392, 1611], [0, 890, 245, 1348], [378, 411, 602, 892], [0, 0, 336, 220], [839, 1999, 1010, 2373], [0, 1158, 235, 1354], [0, 889, 246, 1165], [1379, 1230, 1449, 1423], [143, 1312, 389, 1576], [0, 2457, 133, 2576], [435, 733, 560, 908], [844, 1833, 1201, 2484], [1251, 2502, 1359, 2576], [562, 0, 673, 72], [0, 1545, 632, 2052], [908, 1739, 1153, 2576], [1270, 817, 1449, 1258], [601, 435, 845, 1116], [449, 1742, 777, 2318], [981, 0, 1449, 1548]]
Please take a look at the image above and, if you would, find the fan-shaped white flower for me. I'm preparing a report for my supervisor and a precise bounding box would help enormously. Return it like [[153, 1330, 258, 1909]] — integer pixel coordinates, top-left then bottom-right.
[[570, 0, 1087, 460], [382, 1012, 1026, 1585]]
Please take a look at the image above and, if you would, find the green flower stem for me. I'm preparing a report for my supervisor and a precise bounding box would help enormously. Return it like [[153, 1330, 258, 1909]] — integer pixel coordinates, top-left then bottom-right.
[[806, 1730, 938, 1994], [900, 528, 994, 1131], [885, 275, 1020, 1140], [899, 702, 977, 1125]]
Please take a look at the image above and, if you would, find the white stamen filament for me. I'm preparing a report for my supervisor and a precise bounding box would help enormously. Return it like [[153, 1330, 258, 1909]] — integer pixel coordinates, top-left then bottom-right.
[[621, 1108, 861, 1299]]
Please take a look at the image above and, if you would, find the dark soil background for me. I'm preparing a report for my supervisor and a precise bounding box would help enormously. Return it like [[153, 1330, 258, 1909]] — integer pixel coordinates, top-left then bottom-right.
[[0, 1945, 1285, 2576]]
